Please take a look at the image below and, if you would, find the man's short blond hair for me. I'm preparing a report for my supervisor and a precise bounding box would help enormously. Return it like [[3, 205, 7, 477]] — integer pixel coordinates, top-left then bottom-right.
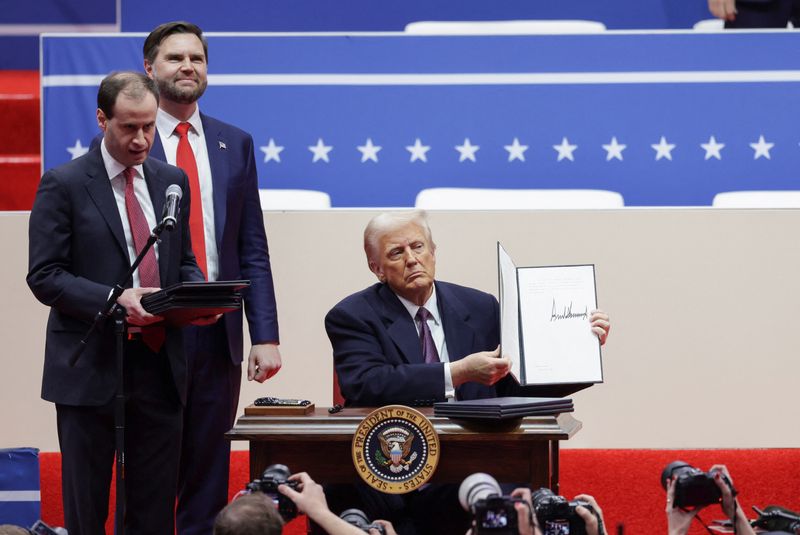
[[363, 210, 435, 265]]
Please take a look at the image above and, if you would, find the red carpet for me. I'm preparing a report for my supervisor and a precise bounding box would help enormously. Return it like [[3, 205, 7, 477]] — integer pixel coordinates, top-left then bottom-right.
[[559, 449, 800, 534], [38, 449, 800, 534]]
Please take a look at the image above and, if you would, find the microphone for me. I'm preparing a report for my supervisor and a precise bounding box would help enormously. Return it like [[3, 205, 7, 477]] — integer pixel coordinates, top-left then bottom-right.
[[161, 184, 182, 231]]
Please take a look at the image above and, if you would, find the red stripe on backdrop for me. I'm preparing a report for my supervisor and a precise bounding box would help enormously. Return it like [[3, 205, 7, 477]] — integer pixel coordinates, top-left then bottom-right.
[[40, 449, 800, 534]]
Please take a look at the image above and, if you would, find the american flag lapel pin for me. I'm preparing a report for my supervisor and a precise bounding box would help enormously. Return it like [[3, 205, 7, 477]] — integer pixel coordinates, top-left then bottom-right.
[[219, 141, 227, 150]]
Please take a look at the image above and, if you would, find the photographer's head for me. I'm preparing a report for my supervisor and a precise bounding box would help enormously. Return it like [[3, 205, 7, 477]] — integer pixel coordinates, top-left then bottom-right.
[[213, 492, 284, 535]]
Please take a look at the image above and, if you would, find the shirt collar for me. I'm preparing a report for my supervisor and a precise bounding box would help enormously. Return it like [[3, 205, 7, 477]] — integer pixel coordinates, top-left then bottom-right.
[[157, 105, 204, 139], [395, 284, 441, 326], [101, 137, 144, 181]]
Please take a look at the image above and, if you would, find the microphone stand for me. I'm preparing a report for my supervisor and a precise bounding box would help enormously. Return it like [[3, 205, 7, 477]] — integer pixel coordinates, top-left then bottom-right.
[[70, 217, 172, 535]]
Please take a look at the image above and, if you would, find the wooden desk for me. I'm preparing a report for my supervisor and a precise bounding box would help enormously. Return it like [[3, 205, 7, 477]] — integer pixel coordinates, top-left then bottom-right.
[[228, 408, 581, 493]]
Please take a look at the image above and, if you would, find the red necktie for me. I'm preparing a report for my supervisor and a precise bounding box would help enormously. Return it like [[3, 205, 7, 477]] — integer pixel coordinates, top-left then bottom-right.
[[416, 307, 440, 364], [174, 122, 208, 279], [123, 167, 165, 353]]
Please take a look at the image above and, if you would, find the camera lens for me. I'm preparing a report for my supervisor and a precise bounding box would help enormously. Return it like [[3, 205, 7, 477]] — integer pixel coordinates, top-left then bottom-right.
[[458, 473, 502, 511], [263, 463, 291, 481], [660, 461, 693, 490], [340, 508, 371, 529], [531, 487, 556, 507]]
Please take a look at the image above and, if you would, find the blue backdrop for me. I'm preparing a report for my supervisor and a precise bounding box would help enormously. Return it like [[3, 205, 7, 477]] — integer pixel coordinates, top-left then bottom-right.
[[3, 1, 711, 70], [42, 32, 800, 206], [121, 1, 709, 32]]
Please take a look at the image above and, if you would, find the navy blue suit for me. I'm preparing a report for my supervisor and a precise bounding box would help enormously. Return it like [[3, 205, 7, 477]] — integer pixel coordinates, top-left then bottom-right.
[[150, 113, 279, 535], [27, 147, 203, 534], [326, 280, 505, 407], [326, 280, 592, 409]]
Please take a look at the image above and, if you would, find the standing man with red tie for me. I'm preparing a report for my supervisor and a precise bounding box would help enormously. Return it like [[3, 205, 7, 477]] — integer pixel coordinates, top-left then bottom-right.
[[143, 21, 282, 535]]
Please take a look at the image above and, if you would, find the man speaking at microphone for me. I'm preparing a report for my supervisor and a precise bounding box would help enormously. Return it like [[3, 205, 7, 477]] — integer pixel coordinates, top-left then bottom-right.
[[27, 71, 211, 535]]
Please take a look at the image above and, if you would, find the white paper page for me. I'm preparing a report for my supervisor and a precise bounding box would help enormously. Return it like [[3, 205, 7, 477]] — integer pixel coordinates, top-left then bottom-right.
[[517, 265, 602, 384], [497, 243, 522, 382]]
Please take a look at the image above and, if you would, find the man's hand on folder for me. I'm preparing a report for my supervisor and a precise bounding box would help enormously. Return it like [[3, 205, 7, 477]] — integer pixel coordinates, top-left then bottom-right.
[[450, 345, 511, 388], [118, 287, 163, 326], [189, 313, 222, 327]]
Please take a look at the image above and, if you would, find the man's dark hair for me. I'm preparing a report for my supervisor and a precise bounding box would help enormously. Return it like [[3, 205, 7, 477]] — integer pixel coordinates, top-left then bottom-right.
[[143, 21, 208, 65], [213, 493, 284, 535], [96, 71, 158, 119]]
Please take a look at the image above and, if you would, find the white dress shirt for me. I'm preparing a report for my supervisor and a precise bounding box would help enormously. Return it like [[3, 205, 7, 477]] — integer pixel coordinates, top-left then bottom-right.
[[396, 286, 456, 399], [101, 139, 158, 288], [155, 107, 219, 281]]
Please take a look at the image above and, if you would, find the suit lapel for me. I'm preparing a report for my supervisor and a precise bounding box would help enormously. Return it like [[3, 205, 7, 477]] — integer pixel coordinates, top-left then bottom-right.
[[376, 284, 424, 365], [437, 282, 475, 364], [150, 133, 167, 162], [142, 158, 171, 284], [83, 149, 128, 259], [201, 113, 228, 250]]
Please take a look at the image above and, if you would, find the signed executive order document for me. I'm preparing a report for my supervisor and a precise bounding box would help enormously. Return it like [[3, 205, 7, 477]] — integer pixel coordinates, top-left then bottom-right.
[[498, 243, 603, 386]]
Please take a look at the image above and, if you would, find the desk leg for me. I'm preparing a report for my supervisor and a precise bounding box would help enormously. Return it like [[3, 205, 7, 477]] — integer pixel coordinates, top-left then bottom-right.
[[249, 441, 276, 481], [550, 440, 560, 494]]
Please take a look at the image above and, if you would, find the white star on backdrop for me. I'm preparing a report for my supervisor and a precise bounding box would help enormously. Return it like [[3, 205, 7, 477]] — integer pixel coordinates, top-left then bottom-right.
[[602, 137, 626, 161], [504, 138, 528, 162], [357, 138, 382, 163], [67, 139, 89, 160], [259, 138, 284, 163], [406, 138, 430, 163], [308, 138, 333, 163], [651, 136, 676, 161], [455, 138, 480, 162], [701, 136, 725, 160], [553, 137, 577, 162], [750, 135, 774, 160]]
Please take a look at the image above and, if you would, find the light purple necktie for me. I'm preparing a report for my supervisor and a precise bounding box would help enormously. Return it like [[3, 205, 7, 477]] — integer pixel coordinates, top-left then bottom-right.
[[416, 307, 440, 364]]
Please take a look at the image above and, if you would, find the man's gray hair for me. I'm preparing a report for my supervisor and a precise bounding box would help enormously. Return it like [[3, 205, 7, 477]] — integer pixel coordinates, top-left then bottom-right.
[[363, 210, 435, 264]]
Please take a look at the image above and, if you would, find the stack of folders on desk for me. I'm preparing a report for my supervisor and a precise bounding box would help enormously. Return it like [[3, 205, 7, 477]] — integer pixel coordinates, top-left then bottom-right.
[[433, 397, 573, 420], [141, 280, 250, 326]]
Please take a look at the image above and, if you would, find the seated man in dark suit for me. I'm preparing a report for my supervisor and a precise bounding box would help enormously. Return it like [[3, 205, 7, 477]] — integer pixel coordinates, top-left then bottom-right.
[[326, 210, 610, 408], [324, 210, 610, 535]]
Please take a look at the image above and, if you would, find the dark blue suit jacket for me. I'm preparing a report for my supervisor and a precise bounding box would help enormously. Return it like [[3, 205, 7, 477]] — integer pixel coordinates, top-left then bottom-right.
[[94, 112, 279, 363], [325, 281, 511, 407], [27, 147, 204, 406], [150, 113, 279, 362]]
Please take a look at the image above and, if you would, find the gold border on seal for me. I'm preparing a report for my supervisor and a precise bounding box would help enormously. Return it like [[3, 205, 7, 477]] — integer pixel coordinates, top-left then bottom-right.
[[351, 405, 440, 494]]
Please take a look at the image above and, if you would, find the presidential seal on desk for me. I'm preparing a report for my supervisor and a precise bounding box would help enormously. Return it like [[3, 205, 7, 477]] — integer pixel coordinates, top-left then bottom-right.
[[352, 405, 440, 494]]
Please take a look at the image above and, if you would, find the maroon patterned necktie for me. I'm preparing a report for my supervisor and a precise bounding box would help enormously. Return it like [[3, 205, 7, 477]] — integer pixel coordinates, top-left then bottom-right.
[[416, 307, 439, 364], [123, 167, 164, 352]]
